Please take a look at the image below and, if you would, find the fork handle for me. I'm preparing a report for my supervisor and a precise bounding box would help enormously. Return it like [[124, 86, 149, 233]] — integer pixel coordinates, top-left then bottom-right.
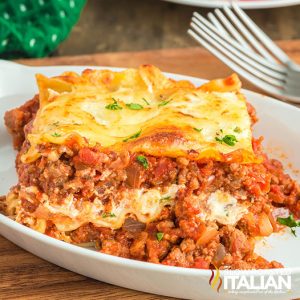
[[288, 61, 300, 72]]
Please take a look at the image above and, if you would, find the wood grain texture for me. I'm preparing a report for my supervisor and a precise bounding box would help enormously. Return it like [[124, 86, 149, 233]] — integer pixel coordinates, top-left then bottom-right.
[[54, 0, 300, 56], [2, 40, 300, 299], [0, 236, 174, 300]]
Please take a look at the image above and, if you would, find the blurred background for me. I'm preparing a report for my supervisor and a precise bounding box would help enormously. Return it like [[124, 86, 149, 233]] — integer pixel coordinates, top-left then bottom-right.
[[1, 0, 300, 59], [58, 0, 300, 56]]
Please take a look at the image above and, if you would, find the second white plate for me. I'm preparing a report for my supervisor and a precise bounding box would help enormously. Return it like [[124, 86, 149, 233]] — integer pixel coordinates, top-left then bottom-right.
[[163, 0, 300, 9]]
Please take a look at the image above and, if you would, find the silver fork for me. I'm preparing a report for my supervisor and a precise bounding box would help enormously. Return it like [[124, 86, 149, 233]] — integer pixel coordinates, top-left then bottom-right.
[[188, 3, 300, 103]]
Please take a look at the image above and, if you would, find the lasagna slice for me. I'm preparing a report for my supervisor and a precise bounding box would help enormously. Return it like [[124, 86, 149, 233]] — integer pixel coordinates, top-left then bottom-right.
[[3, 65, 300, 270]]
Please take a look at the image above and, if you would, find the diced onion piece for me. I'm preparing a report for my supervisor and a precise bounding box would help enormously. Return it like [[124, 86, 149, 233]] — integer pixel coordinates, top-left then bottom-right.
[[258, 212, 273, 236], [267, 211, 278, 232], [75, 241, 96, 248], [196, 225, 218, 246], [272, 207, 290, 219], [212, 244, 226, 266], [126, 165, 143, 188], [123, 218, 146, 233]]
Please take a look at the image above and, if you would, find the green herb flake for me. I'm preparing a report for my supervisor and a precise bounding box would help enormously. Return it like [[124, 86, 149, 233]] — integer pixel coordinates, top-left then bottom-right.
[[277, 215, 299, 227], [277, 214, 300, 236], [156, 232, 164, 241], [102, 212, 116, 218], [136, 155, 149, 169], [215, 134, 238, 146], [126, 103, 144, 110], [193, 127, 203, 133], [223, 135, 238, 146], [123, 130, 141, 142], [160, 196, 171, 202], [142, 98, 150, 105], [105, 98, 123, 110], [158, 100, 171, 107], [234, 126, 242, 133], [51, 132, 62, 137]]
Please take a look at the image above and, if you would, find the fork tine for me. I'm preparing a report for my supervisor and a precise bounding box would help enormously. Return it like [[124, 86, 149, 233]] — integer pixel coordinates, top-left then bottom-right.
[[191, 17, 285, 85], [192, 13, 286, 77], [190, 21, 283, 87], [231, 3, 292, 65], [188, 27, 283, 96], [207, 12, 228, 36], [214, 9, 251, 50], [223, 6, 277, 64], [196, 11, 300, 86]]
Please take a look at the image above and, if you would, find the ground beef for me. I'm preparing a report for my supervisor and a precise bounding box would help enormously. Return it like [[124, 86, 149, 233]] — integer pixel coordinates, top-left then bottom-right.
[[129, 232, 148, 260], [4, 95, 39, 150], [247, 102, 258, 125], [10, 141, 299, 269], [264, 158, 300, 217], [220, 225, 253, 258], [0, 195, 6, 214], [4, 96, 299, 270], [70, 223, 102, 244]]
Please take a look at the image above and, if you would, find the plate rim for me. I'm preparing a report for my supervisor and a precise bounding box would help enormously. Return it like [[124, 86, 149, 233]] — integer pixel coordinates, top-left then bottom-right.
[[2, 214, 300, 276], [162, 0, 300, 9], [1, 65, 300, 277]]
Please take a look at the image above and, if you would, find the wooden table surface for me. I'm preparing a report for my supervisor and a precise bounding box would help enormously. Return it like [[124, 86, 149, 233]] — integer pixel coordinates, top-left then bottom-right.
[[1, 40, 300, 299], [55, 0, 300, 56]]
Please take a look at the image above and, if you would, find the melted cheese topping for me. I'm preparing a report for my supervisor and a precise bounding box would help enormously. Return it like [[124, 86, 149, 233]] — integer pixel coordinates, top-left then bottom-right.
[[21, 66, 258, 163]]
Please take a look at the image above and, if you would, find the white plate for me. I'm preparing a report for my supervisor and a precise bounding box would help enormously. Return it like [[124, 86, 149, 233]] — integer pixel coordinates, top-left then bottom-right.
[[163, 0, 300, 9], [1, 66, 300, 300]]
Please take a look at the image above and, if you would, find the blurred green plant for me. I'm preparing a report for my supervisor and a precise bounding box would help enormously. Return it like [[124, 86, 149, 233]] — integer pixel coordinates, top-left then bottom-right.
[[0, 0, 86, 58]]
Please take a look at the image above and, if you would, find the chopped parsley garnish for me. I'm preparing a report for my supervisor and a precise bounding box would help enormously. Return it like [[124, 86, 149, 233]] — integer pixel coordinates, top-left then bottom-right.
[[105, 98, 122, 110], [160, 196, 171, 202], [222, 135, 238, 146], [156, 232, 164, 241], [193, 127, 203, 133], [277, 214, 300, 236], [215, 134, 238, 146], [51, 132, 61, 137], [126, 103, 144, 110], [158, 100, 172, 107], [123, 130, 141, 142], [136, 155, 149, 169], [142, 98, 150, 105], [102, 212, 116, 218], [234, 126, 242, 133]]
